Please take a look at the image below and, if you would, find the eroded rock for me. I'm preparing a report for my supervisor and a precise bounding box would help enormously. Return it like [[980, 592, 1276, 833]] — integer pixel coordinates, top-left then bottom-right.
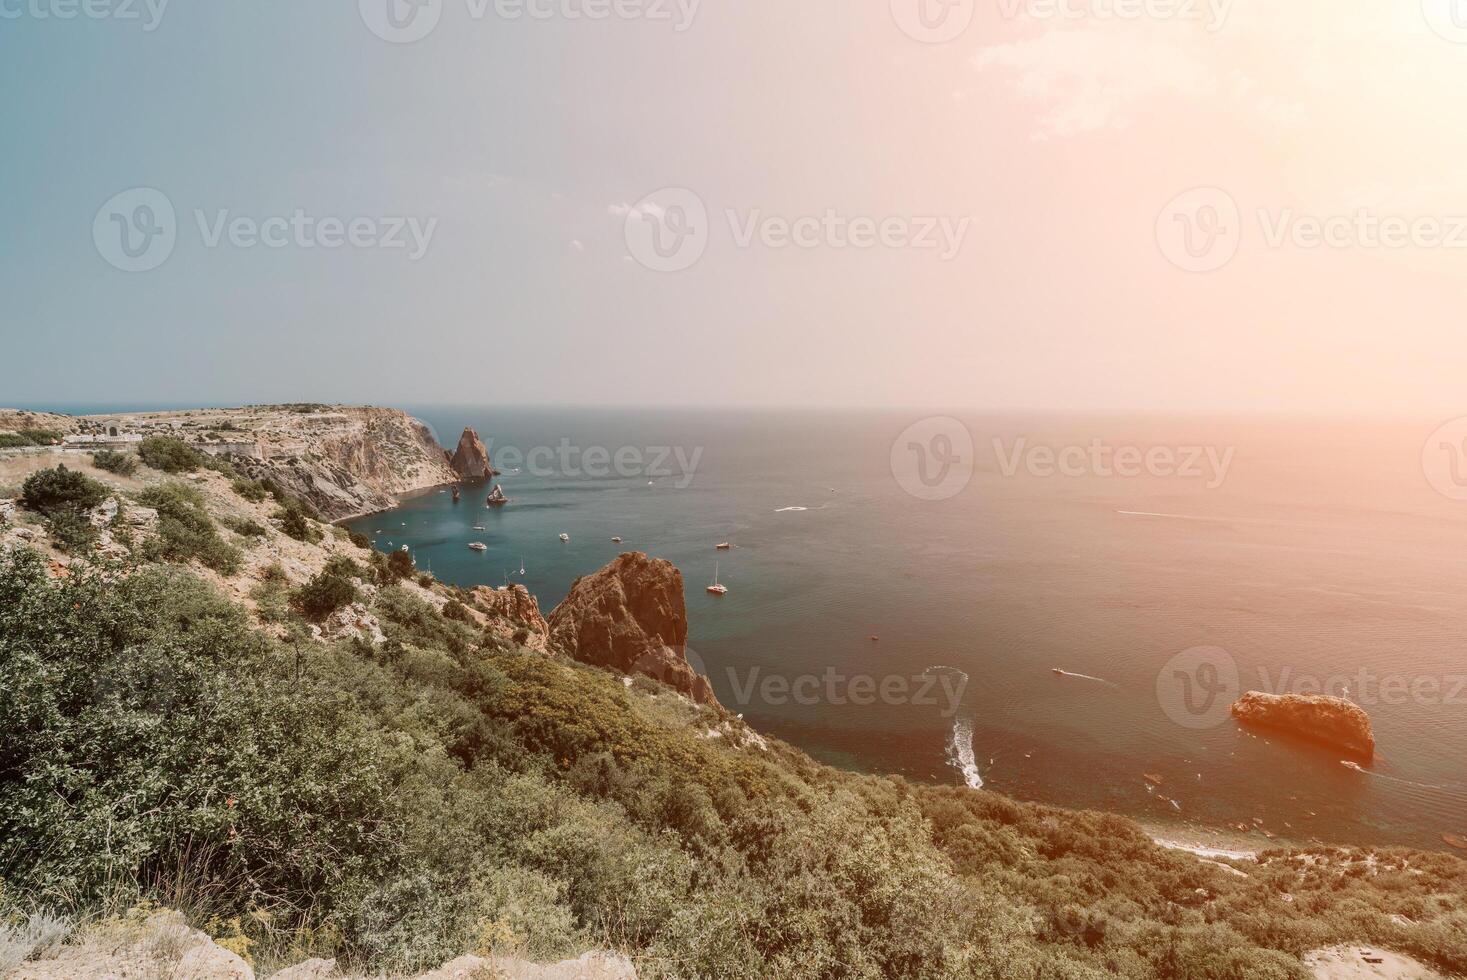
[[1230, 691, 1375, 759]]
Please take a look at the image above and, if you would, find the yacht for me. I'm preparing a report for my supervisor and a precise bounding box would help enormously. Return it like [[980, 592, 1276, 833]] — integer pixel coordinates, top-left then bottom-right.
[[611, 536, 623, 544], [715, 542, 731, 550], [559, 533, 570, 542], [468, 542, 487, 552], [706, 562, 728, 595]]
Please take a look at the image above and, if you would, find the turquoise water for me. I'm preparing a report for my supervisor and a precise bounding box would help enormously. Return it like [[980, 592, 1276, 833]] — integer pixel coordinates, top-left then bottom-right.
[[349, 408, 1467, 853]]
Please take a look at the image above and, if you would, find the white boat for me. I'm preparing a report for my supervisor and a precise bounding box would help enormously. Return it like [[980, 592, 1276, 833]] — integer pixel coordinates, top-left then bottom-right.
[[519, 557, 526, 575], [399, 544, 410, 552], [706, 562, 728, 595], [468, 542, 487, 552], [715, 542, 731, 550], [611, 536, 623, 544], [559, 533, 570, 542], [472, 524, 486, 531]]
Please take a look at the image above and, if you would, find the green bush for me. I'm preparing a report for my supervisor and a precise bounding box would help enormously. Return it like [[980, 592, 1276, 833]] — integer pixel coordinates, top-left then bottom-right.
[[387, 549, 415, 580], [20, 465, 108, 517], [292, 567, 359, 621], [220, 515, 268, 538], [137, 435, 204, 474], [277, 504, 322, 544], [135, 482, 242, 574], [0, 429, 62, 448], [45, 510, 100, 553], [348, 530, 372, 550], [91, 450, 138, 476], [230, 478, 267, 502]]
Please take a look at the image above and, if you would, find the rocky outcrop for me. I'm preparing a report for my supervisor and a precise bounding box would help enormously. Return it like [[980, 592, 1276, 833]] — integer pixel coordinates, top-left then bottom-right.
[[1230, 692, 1375, 759], [7, 907, 638, 979], [547, 552, 716, 705], [65, 406, 459, 522], [448, 427, 495, 479], [470, 583, 550, 652]]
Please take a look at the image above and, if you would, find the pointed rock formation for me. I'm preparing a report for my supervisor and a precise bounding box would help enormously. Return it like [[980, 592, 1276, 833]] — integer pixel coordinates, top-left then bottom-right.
[[449, 427, 494, 479], [470, 583, 550, 653], [547, 552, 717, 705], [1230, 691, 1375, 759]]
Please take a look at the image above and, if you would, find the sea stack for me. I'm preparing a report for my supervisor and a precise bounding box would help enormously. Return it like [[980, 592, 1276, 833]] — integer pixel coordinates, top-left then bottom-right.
[[1229, 691, 1375, 759], [548, 552, 717, 706], [449, 427, 494, 479]]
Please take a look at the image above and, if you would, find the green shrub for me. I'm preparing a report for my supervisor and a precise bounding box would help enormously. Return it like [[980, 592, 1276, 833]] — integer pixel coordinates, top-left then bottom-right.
[[45, 510, 99, 553], [91, 450, 138, 476], [135, 482, 241, 574], [138, 436, 204, 474], [277, 504, 321, 544], [387, 549, 415, 580], [292, 568, 359, 621], [231, 478, 268, 502], [348, 531, 372, 550], [20, 465, 108, 517], [220, 515, 268, 538], [0, 429, 62, 448]]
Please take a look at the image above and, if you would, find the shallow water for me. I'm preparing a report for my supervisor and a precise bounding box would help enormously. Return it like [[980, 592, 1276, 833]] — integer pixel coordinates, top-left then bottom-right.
[[349, 408, 1467, 853]]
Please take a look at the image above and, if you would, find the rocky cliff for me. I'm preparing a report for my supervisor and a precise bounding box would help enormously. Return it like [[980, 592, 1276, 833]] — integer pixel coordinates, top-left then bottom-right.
[[448, 427, 495, 479], [547, 552, 717, 705], [80, 405, 458, 521], [1230, 691, 1376, 759]]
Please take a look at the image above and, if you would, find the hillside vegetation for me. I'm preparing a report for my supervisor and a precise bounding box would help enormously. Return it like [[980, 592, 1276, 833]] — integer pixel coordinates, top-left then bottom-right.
[[0, 450, 1463, 978]]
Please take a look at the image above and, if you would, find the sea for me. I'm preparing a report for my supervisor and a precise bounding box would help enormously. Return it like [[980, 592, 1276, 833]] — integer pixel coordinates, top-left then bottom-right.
[[33, 403, 1467, 852], [339, 408, 1467, 854]]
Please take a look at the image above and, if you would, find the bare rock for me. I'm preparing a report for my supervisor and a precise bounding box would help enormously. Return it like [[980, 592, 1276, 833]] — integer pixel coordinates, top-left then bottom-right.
[[470, 583, 550, 652], [547, 552, 716, 705], [1230, 691, 1375, 759], [449, 428, 495, 479]]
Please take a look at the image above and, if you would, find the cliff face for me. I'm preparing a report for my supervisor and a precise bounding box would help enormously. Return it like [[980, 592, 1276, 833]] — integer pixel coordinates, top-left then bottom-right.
[[76, 406, 459, 522], [1230, 691, 1375, 759], [470, 584, 550, 653], [448, 427, 494, 479], [547, 552, 717, 705]]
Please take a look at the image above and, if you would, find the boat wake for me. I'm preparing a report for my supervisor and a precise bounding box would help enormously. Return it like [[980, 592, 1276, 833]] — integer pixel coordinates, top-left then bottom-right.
[[1340, 760, 1454, 791], [947, 718, 984, 790], [775, 506, 808, 512], [1053, 669, 1120, 689]]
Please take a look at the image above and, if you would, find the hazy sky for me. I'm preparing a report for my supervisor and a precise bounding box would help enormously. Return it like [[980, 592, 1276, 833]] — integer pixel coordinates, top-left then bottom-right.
[[3, 0, 1467, 412]]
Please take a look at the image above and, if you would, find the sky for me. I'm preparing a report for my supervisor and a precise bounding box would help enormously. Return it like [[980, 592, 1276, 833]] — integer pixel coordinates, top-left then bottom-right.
[[3, 0, 1467, 412]]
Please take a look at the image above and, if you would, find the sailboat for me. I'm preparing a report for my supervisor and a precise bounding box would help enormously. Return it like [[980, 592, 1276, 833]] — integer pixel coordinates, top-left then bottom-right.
[[706, 562, 728, 596]]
